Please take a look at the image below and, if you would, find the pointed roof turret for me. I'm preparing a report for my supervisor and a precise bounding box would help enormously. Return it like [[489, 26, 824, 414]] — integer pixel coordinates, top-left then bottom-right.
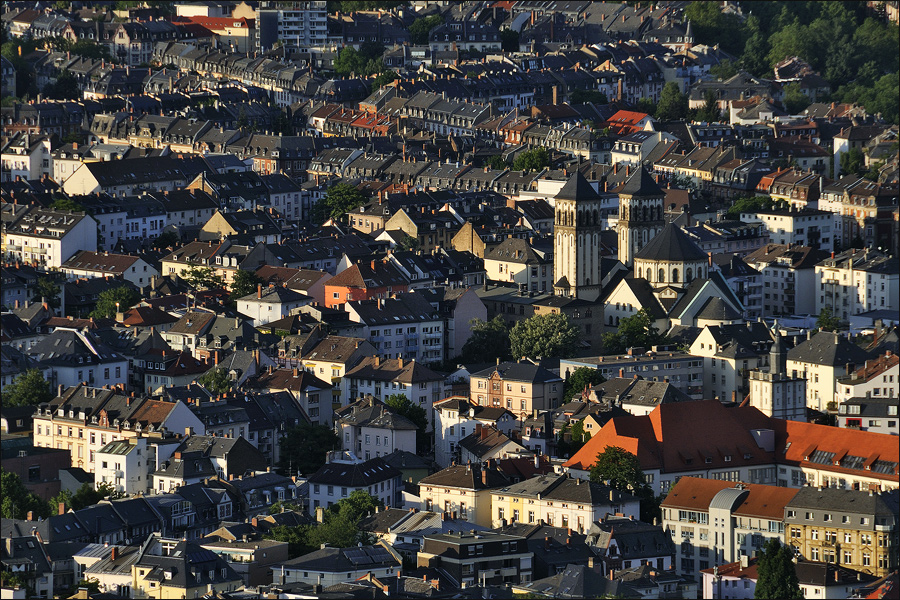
[[555, 171, 600, 202], [619, 165, 664, 197]]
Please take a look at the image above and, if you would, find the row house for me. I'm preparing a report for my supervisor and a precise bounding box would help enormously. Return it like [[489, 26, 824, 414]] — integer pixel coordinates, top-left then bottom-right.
[[838, 179, 899, 254], [815, 249, 899, 322], [32, 384, 204, 473]]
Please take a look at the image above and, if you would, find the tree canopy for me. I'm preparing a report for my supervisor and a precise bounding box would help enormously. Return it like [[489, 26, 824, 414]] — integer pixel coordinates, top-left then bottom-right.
[[1, 368, 53, 408], [500, 29, 519, 52], [385, 394, 429, 454], [589, 445, 660, 522], [755, 538, 803, 599], [512, 147, 550, 172], [1, 468, 50, 520], [90, 286, 141, 319], [229, 269, 264, 304], [815, 307, 841, 332], [725, 195, 777, 220], [509, 313, 580, 360], [601, 308, 667, 355], [333, 42, 386, 77], [563, 367, 605, 404], [198, 368, 232, 395], [460, 316, 512, 364], [32, 276, 61, 309], [655, 81, 688, 121], [182, 265, 225, 291], [570, 89, 608, 105], [312, 182, 369, 225], [409, 14, 443, 45], [278, 422, 341, 476]]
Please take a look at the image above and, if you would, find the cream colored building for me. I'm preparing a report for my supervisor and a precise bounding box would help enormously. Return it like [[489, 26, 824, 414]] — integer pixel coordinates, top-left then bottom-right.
[[490, 474, 639, 532], [469, 361, 563, 420], [787, 330, 872, 412], [418, 464, 511, 528]]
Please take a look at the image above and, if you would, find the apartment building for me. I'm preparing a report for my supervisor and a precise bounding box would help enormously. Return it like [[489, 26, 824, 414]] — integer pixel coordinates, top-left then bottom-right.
[[784, 487, 899, 577], [418, 531, 533, 587], [335, 397, 418, 460], [469, 361, 563, 421], [661, 477, 800, 578], [786, 330, 872, 412], [490, 474, 639, 532], [561, 349, 704, 400], [433, 397, 518, 468], [418, 463, 512, 528], [2, 204, 98, 268], [307, 452, 401, 511], [815, 249, 899, 322]]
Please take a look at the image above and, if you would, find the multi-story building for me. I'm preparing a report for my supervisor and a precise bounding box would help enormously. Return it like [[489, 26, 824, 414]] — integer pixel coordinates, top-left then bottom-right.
[[31, 385, 204, 473], [306, 451, 401, 511], [661, 477, 799, 578], [418, 463, 512, 528], [744, 244, 827, 317], [2, 205, 98, 268], [743, 208, 836, 253], [433, 397, 518, 468], [256, 1, 328, 51], [784, 487, 899, 577], [271, 542, 402, 587], [815, 249, 900, 322], [469, 361, 563, 421], [786, 330, 873, 412], [345, 292, 444, 364], [483, 237, 554, 294], [836, 351, 899, 408], [418, 531, 533, 587], [560, 349, 704, 401], [27, 329, 130, 390], [688, 322, 774, 405], [490, 474, 639, 532], [747, 332, 807, 421], [335, 397, 418, 460]]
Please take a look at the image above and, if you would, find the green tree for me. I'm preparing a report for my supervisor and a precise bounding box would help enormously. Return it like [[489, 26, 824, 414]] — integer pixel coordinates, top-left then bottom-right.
[[635, 97, 656, 116], [460, 316, 511, 364], [385, 393, 429, 453], [1, 468, 50, 520], [42, 69, 79, 100], [864, 161, 884, 182], [51, 197, 86, 212], [371, 69, 398, 91], [601, 308, 667, 355], [511, 147, 550, 172], [841, 146, 865, 175], [816, 307, 841, 332], [725, 195, 776, 220], [766, 18, 816, 68], [198, 368, 232, 395], [500, 28, 519, 52], [409, 14, 443, 45], [1, 368, 53, 407], [510, 312, 581, 360], [334, 46, 362, 76], [709, 59, 739, 81], [487, 154, 508, 170], [397, 234, 420, 252], [308, 490, 383, 549], [51, 482, 118, 513], [152, 230, 179, 249], [684, 1, 745, 55], [570, 89, 608, 104], [740, 15, 769, 76], [266, 523, 314, 558], [655, 81, 688, 121], [229, 269, 264, 304], [693, 90, 720, 123], [90, 286, 140, 319], [782, 82, 811, 115], [278, 422, 341, 475], [311, 182, 369, 225], [32, 276, 61, 309], [69, 579, 101, 597], [182, 265, 226, 290], [268, 501, 305, 515], [563, 367, 605, 403], [755, 538, 803, 599], [589, 445, 659, 523]]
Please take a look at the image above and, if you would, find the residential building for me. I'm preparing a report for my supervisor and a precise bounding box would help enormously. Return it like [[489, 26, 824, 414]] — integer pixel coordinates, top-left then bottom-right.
[[688, 322, 775, 405], [249, 366, 333, 427], [2, 205, 98, 268], [60, 251, 158, 288], [458, 426, 530, 465], [344, 291, 444, 364], [433, 396, 518, 468], [747, 332, 807, 421], [130, 537, 243, 598], [787, 330, 873, 412], [744, 244, 827, 317], [307, 451, 401, 510], [342, 356, 445, 430], [484, 237, 554, 293], [490, 474, 639, 532], [418, 531, 533, 587], [418, 463, 513, 528], [27, 329, 130, 389], [199, 537, 289, 587], [323, 259, 408, 309], [256, 1, 328, 51], [270, 542, 401, 587], [743, 208, 836, 253], [815, 250, 899, 322], [335, 396, 418, 460], [94, 436, 148, 495], [560, 350, 704, 401], [236, 284, 311, 326], [0, 535, 54, 599], [586, 516, 676, 575], [31, 386, 204, 473], [784, 486, 899, 577], [661, 477, 799, 577], [153, 435, 268, 493], [469, 360, 563, 420]]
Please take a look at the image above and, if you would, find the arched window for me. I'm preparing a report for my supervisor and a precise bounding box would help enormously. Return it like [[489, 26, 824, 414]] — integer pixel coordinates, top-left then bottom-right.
[[609, 315, 614, 325], [672, 268, 679, 283], [659, 268, 665, 282], [686, 268, 693, 283], [646, 268, 653, 281]]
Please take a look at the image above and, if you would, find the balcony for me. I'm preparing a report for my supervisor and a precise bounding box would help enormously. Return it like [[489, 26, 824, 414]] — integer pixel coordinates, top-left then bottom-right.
[[500, 567, 518, 577]]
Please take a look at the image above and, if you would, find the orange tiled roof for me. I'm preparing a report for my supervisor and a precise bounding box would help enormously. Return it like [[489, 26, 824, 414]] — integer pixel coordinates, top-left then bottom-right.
[[127, 398, 176, 425]]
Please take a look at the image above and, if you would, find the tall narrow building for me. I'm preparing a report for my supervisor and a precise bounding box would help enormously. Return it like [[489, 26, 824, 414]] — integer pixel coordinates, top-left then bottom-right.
[[616, 166, 665, 267], [553, 171, 604, 301]]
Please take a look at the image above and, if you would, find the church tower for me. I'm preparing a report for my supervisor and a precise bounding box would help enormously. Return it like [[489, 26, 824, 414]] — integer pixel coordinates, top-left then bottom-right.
[[748, 329, 807, 421], [553, 171, 603, 301], [616, 166, 665, 267]]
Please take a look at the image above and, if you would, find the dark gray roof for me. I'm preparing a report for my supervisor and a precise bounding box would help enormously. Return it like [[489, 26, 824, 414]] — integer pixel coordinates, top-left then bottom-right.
[[279, 543, 400, 571], [555, 171, 600, 202], [307, 456, 400, 486], [618, 165, 664, 197], [694, 296, 742, 322], [419, 464, 511, 490], [786, 487, 899, 517], [787, 331, 872, 367], [634, 223, 707, 262], [470, 361, 562, 383]]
